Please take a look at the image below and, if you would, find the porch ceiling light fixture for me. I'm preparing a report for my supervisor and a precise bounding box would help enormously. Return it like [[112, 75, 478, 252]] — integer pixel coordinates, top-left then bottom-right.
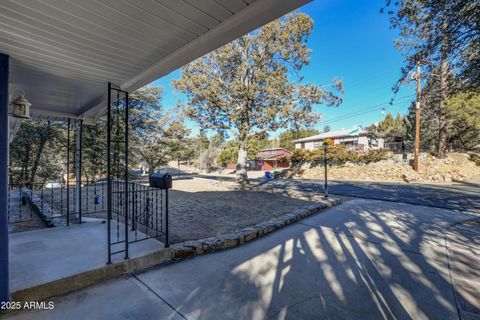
[[9, 90, 31, 119]]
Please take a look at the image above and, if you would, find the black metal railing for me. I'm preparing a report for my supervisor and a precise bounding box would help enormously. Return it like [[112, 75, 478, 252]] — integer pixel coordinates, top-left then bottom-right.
[[8, 178, 170, 262], [79, 181, 108, 217], [108, 181, 169, 262], [7, 181, 109, 227], [129, 182, 168, 245]]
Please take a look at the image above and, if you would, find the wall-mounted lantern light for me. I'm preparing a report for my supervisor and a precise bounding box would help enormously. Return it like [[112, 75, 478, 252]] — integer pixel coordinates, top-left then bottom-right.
[[9, 90, 31, 119]]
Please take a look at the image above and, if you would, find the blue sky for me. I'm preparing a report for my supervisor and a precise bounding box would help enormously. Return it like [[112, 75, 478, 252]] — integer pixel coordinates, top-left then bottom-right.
[[152, 0, 414, 137]]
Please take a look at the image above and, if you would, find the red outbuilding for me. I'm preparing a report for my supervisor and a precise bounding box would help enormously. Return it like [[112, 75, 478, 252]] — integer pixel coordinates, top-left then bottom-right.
[[256, 148, 292, 171]]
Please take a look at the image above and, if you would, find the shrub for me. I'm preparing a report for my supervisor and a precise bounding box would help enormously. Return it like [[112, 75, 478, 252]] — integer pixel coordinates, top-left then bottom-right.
[[291, 145, 391, 167], [469, 153, 480, 166], [217, 145, 239, 167], [359, 149, 391, 164], [291, 149, 314, 166]]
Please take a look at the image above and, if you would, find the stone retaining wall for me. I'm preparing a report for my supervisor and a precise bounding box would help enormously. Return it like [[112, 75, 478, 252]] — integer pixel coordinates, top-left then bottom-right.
[[170, 197, 341, 259]]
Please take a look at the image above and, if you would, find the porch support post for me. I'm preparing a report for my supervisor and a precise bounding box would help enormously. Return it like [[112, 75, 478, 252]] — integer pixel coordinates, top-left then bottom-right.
[[66, 118, 70, 226], [0, 53, 10, 302], [75, 120, 83, 223], [124, 91, 129, 259], [106, 82, 112, 264]]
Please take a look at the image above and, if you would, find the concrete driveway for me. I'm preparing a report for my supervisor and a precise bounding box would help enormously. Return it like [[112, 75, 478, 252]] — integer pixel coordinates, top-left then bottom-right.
[[3, 199, 479, 320]]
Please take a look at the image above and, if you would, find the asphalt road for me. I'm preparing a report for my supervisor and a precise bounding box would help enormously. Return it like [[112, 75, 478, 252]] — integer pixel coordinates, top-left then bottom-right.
[[264, 179, 480, 213]]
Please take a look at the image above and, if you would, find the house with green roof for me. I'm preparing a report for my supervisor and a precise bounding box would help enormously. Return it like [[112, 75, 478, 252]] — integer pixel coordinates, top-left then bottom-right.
[[292, 127, 384, 152]]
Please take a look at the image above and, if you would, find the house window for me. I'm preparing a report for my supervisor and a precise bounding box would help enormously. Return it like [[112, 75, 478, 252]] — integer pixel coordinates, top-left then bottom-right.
[[313, 140, 323, 149]]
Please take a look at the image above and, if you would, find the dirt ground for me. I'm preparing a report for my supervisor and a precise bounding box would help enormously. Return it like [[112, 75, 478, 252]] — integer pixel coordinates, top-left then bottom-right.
[[168, 177, 325, 243]]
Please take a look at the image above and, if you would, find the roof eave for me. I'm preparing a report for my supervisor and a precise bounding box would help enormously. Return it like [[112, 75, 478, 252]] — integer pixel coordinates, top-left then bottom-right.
[[80, 0, 312, 120], [293, 132, 369, 143]]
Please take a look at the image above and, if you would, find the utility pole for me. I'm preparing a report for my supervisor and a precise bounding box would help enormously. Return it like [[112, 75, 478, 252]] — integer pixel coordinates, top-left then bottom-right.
[[413, 61, 421, 172]]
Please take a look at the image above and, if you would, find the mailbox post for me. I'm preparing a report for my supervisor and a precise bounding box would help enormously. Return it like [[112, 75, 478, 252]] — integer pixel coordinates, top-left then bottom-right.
[[149, 172, 172, 247]]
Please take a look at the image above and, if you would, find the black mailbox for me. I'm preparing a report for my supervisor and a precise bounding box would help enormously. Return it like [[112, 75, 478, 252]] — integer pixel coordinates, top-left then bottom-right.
[[149, 172, 172, 189]]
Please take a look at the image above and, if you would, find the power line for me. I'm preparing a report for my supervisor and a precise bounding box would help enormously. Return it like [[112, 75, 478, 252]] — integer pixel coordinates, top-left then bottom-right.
[[318, 94, 415, 125], [316, 91, 443, 126], [319, 100, 411, 126]]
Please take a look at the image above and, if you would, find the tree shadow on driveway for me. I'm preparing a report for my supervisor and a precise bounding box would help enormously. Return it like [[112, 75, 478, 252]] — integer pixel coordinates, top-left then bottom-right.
[[134, 199, 479, 319]]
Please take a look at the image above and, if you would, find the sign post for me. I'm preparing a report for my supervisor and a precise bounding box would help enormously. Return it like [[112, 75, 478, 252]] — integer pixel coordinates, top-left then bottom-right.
[[323, 139, 334, 199]]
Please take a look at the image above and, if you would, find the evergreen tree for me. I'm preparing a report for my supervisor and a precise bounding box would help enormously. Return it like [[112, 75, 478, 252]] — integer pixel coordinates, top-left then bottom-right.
[[174, 12, 342, 183], [384, 0, 479, 157]]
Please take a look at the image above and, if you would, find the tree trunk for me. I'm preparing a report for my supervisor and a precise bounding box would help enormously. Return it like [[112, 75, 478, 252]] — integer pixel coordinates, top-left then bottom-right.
[[148, 165, 155, 175], [29, 139, 47, 183], [438, 108, 447, 158], [437, 21, 449, 159], [236, 144, 249, 184], [437, 56, 449, 158]]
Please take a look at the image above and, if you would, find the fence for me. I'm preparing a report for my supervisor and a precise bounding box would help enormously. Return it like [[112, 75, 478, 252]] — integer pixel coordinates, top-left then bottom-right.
[[8, 179, 170, 262], [7, 181, 108, 227], [108, 181, 169, 262]]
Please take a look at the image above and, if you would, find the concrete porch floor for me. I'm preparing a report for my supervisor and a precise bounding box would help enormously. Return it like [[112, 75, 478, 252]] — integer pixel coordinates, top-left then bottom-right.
[[9, 219, 168, 301]]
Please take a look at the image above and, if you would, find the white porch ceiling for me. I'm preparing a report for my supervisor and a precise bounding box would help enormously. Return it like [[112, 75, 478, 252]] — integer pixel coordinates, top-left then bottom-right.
[[0, 0, 312, 123]]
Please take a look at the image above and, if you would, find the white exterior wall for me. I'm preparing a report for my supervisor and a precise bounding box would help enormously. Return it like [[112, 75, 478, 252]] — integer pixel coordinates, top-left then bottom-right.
[[295, 136, 386, 151], [378, 138, 385, 149], [294, 141, 316, 151], [358, 136, 369, 150], [306, 141, 316, 150]]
